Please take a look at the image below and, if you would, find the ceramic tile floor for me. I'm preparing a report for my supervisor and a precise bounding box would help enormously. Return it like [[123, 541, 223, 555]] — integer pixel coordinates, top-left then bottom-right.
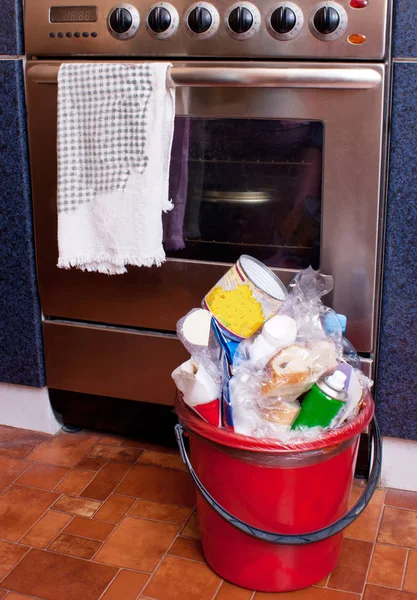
[[0, 424, 415, 600]]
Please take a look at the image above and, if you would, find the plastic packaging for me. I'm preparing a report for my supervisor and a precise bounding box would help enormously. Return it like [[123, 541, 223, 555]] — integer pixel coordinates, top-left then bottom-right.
[[330, 364, 373, 428], [292, 370, 347, 430], [230, 268, 343, 438], [341, 338, 361, 370], [172, 263, 373, 445], [176, 390, 375, 459], [323, 312, 361, 370], [172, 359, 221, 426]]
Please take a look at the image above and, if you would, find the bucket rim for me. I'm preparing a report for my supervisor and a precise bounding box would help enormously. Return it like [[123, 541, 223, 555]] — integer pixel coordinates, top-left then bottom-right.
[[175, 392, 374, 454]]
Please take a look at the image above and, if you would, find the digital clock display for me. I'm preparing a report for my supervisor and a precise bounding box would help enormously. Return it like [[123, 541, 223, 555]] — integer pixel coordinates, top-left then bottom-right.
[[50, 6, 97, 22]]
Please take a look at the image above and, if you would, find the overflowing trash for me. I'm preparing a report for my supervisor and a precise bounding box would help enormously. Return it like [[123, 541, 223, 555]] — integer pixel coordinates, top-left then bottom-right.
[[172, 255, 372, 442]]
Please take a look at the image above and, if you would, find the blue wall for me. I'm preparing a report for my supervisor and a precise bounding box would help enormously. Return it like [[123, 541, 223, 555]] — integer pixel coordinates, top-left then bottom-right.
[[0, 0, 23, 55], [376, 63, 417, 440], [0, 3, 45, 387], [392, 0, 417, 59], [375, 1, 417, 440]]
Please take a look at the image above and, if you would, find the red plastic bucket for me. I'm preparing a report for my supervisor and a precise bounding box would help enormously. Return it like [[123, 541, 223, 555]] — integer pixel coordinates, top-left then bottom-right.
[[175, 393, 380, 593]]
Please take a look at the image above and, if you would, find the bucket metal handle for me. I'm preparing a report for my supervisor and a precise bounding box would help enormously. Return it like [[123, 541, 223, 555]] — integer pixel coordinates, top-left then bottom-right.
[[174, 418, 382, 545]]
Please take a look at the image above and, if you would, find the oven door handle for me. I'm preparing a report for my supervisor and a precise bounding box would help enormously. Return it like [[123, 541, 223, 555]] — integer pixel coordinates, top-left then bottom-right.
[[28, 65, 381, 90]]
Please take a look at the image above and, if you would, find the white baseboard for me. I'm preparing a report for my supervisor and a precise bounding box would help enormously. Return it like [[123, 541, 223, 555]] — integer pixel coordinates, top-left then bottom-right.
[[0, 383, 62, 435], [381, 436, 417, 492]]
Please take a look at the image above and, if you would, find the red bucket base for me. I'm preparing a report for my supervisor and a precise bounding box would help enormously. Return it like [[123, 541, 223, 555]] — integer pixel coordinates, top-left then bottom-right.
[[199, 495, 343, 592], [177, 394, 374, 593], [191, 434, 350, 592]]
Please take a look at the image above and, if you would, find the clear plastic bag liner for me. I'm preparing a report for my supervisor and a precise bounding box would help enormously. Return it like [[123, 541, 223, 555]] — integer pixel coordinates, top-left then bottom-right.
[[229, 268, 344, 438], [329, 368, 373, 429], [175, 391, 374, 459]]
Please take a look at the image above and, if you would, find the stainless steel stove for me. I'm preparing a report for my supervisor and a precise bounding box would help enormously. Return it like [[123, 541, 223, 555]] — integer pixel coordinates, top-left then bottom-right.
[[24, 0, 391, 405]]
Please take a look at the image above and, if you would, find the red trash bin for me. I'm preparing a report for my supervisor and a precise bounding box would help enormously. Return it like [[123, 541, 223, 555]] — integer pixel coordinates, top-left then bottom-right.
[[175, 393, 380, 593]]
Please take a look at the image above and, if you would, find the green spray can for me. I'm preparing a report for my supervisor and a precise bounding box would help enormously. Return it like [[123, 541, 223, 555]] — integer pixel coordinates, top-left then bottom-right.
[[291, 370, 347, 430]]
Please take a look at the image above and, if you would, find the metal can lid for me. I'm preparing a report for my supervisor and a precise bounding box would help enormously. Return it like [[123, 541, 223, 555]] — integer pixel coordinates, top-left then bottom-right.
[[238, 255, 287, 302]]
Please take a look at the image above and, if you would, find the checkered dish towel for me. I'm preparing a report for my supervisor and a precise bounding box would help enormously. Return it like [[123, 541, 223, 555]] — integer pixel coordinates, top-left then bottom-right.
[[57, 62, 175, 274]]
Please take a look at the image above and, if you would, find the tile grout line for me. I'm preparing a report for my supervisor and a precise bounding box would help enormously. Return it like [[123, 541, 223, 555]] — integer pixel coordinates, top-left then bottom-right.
[[96, 568, 123, 600], [1, 435, 119, 561], [384, 503, 417, 514], [18, 509, 77, 548], [12, 457, 110, 491], [360, 492, 389, 600], [360, 582, 417, 593], [211, 577, 224, 600], [136, 507, 199, 597], [43, 513, 77, 550], [52, 527, 115, 544], [25, 430, 101, 465], [400, 549, 410, 590], [166, 552, 205, 566], [124, 509, 193, 526], [12, 482, 67, 546], [0, 586, 45, 600], [75, 457, 111, 472], [134, 579, 157, 600], [0, 459, 36, 498], [20, 543, 104, 566], [45, 530, 104, 555], [52, 468, 98, 496], [361, 540, 376, 600], [30, 463, 70, 493], [88, 462, 141, 562], [13, 482, 65, 494], [0, 543, 31, 587], [0, 427, 15, 440], [345, 538, 417, 552], [318, 572, 330, 589], [88, 461, 138, 522], [59, 457, 119, 506]]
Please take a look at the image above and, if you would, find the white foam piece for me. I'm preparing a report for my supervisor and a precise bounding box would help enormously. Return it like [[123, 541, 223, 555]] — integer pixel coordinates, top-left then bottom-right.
[[182, 309, 212, 346]]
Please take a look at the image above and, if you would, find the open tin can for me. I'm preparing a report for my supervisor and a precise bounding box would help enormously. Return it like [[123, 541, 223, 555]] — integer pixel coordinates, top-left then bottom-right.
[[203, 255, 287, 341]]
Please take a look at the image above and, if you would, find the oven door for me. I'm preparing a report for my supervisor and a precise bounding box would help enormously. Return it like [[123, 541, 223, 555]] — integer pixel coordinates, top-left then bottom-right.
[[26, 61, 385, 354]]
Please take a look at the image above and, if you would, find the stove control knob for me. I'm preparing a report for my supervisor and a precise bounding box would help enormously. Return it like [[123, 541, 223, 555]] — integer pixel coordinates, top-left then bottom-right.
[[226, 2, 260, 40], [314, 6, 339, 34], [185, 3, 219, 38], [188, 6, 212, 33], [268, 3, 303, 40], [271, 7, 295, 34], [148, 6, 171, 32], [108, 4, 140, 39], [147, 3, 179, 38], [309, 2, 347, 41], [228, 6, 253, 33]]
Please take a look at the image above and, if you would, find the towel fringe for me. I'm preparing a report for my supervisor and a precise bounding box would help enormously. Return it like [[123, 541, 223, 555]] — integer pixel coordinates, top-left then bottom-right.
[[58, 249, 167, 275], [163, 198, 174, 213]]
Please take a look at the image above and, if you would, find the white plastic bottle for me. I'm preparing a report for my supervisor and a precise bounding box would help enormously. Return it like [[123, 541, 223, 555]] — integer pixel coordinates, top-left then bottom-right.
[[250, 315, 297, 363]]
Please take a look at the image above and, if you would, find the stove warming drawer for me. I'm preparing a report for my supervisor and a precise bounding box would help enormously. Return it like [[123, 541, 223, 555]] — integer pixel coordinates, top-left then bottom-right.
[[43, 321, 188, 405]]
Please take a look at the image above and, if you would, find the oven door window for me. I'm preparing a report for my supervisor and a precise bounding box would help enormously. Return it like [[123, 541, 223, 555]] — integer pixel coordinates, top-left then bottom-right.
[[164, 117, 323, 269]]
